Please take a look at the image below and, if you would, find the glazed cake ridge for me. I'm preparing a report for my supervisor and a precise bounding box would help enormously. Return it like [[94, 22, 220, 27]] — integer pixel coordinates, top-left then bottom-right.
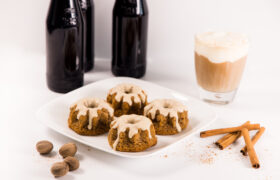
[[195, 32, 249, 63], [111, 115, 153, 150], [108, 83, 147, 106], [71, 98, 114, 130], [144, 99, 188, 132]]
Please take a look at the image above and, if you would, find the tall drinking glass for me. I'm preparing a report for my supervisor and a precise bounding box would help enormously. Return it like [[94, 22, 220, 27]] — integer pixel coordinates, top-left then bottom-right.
[[195, 32, 249, 104]]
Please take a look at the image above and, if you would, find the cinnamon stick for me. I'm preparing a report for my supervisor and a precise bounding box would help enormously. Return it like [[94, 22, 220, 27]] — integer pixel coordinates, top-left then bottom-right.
[[241, 127, 265, 156], [215, 131, 241, 150], [215, 121, 250, 150], [242, 128, 260, 168], [200, 123, 260, 138]]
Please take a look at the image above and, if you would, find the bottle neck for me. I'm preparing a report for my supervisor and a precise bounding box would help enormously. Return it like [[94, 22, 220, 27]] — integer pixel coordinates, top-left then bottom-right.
[[116, 0, 143, 6], [114, 0, 147, 16], [47, 0, 83, 27], [79, 0, 93, 10], [51, 0, 79, 11]]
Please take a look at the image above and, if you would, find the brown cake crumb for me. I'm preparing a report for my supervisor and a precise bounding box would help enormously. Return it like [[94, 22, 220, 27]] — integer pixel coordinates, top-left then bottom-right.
[[199, 150, 217, 165]]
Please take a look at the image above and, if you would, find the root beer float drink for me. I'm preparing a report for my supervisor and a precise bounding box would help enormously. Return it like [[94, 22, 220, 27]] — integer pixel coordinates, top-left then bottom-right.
[[195, 32, 249, 104]]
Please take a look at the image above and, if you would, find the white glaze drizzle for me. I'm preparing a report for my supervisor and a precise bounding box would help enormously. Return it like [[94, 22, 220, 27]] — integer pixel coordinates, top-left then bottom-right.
[[108, 83, 147, 106], [111, 115, 153, 150], [71, 98, 114, 130], [144, 99, 188, 132]]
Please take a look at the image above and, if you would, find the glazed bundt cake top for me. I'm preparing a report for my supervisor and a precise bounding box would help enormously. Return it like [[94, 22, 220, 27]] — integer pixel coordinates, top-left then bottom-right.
[[110, 115, 153, 150], [108, 83, 147, 106], [71, 98, 114, 130], [144, 99, 188, 132]]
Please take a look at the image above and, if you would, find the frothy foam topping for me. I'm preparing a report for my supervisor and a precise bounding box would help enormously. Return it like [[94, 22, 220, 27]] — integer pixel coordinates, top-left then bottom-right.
[[195, 32, 249, 63]]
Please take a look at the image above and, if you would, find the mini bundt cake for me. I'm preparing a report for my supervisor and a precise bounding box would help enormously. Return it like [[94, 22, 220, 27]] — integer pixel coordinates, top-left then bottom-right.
[[108, 115, 157, 152], [107, 83, 147, 117], [144, 99, 189, 135], [68, 98, 114, 136]]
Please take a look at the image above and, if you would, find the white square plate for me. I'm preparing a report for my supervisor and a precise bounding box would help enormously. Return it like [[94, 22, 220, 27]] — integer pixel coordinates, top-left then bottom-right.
[[37, 77, 217, 158]]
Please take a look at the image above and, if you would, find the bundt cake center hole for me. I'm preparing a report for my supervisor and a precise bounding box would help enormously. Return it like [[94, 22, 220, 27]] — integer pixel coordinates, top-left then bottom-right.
[[124, 87, 133, 94], [86, 102, 98, 108], [127, 119, 136, 124], [164, 103, 172, 109]]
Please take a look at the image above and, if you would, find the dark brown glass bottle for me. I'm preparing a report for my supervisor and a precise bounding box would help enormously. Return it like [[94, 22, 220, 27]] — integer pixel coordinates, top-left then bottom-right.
[[112, 0, 148, 78], [79, 0, 94, 72], [46, 0, 84, 93]]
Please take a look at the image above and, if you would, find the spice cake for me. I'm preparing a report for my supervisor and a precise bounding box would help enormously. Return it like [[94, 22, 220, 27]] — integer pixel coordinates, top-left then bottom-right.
[[68, 98, 114, 136], [107, 83, 147, 117], [108, 115, 157, 152], [144, 99, 189, 135]]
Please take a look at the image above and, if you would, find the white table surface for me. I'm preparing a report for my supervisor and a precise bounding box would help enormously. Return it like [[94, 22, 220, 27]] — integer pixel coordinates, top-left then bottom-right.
[[1, 45, 280, 180]]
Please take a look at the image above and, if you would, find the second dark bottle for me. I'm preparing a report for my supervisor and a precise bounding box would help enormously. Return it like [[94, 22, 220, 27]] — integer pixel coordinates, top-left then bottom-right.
[[112, 0, 149, 78], [79, 0, 95, 72]]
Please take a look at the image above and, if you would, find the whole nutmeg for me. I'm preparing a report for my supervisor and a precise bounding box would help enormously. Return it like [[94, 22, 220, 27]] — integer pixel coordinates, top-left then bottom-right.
[[64, 156, 80, 171], [36, 140, 53, 155], [51, 162, 69, 177], [59, 143, 77, 158]]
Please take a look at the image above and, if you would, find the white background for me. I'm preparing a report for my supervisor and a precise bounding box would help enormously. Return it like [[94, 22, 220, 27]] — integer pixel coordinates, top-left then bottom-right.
[[1, 0, 280, 60], [1, 0, 280, 179]]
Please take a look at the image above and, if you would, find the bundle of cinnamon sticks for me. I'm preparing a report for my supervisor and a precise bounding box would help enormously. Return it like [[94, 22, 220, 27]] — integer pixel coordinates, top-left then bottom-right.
[[200, 121, 265, 169]]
